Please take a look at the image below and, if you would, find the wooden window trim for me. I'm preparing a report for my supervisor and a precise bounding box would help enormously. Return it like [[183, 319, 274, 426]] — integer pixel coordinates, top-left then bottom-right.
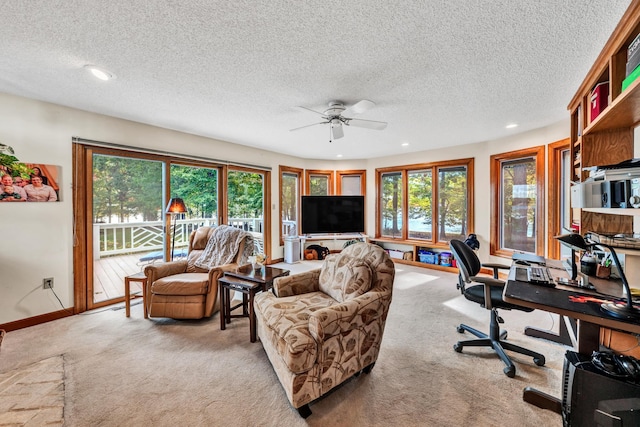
[[279, 166, 303, 246], [490, 146, 546, 258], [547, 138, 570, 260], [336, 169, 366, 196], [375, 158, 474, 246], [304, 169, 334, 195], [228, 166, 271, 259]]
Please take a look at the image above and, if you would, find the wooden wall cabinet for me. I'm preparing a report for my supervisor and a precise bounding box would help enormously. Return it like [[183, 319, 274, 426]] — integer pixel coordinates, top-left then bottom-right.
[[567, 1, 640, 235], [568, 0, 640, 357]]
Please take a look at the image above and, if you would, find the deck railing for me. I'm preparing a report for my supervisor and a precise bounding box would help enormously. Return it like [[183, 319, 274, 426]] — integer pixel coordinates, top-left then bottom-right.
[[94, 217, 264, 258]]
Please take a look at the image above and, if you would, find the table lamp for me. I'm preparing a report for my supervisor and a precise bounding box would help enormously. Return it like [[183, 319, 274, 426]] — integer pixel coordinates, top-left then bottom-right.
[[166, 197, 187, 261], [555, 233, 640, 321]]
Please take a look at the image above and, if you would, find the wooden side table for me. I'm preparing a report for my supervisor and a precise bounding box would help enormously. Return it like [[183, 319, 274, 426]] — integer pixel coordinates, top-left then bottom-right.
[[219, 265, 289, 342], [219, 277, 262, 342], [124, 271, 147, 318]]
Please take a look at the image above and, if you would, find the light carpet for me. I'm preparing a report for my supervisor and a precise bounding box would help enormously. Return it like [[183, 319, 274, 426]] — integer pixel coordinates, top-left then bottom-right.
[[0, 263, 567, 426]]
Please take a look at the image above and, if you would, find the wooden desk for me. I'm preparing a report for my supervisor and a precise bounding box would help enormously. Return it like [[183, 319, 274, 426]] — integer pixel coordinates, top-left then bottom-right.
[[503, 268, 640, 413], [124, 271, 147, 318]]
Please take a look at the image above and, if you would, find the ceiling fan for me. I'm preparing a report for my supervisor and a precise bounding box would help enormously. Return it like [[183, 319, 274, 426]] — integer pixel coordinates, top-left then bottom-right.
[[290, 99, 387, 142]]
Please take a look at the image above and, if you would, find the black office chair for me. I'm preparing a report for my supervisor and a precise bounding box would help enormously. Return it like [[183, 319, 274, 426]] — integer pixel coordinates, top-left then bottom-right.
[[449, 239, 545, 377]]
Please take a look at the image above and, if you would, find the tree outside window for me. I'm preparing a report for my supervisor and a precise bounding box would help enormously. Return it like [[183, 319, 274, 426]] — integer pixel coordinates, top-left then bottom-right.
[[380, 172, 403, 238], [408, 169, 432, 240], [437, 166, 467, 242], [309, 175, 329, 195], [490, 146, 545, 257], [378, 159, 473, 244], [280, 166, 302, 242]]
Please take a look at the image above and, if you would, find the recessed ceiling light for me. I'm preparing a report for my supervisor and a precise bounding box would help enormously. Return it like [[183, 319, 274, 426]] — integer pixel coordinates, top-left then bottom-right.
[[505, 123, 518, 129], [336, 154, 343, 158], [401, 142, 410, 147], [84, 65, 116, 81]]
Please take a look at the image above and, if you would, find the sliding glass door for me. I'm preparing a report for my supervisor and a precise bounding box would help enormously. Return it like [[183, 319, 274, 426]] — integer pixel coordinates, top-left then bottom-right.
[[91, 153, 163, 305], [227, 168, 266, 257], [74, 142, 268, 312], [168, 163, 220, 258]]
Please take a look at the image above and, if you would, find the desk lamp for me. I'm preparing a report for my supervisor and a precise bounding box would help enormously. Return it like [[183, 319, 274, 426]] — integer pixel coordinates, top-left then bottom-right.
[[556, 233, 640, 321], [166, 197, 187, 261], [555, 233, 583, 281]]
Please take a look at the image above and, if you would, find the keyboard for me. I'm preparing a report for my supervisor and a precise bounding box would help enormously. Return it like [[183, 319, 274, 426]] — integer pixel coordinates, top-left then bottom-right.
[[515, 267, 556, 287]]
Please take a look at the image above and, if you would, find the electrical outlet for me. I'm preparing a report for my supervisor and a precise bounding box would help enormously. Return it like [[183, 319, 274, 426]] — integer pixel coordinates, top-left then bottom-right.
[[43, 277, 54, 289]]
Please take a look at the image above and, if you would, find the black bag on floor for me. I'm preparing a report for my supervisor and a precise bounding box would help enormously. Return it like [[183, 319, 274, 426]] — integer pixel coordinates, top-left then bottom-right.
[[307, 244, 330, 260]]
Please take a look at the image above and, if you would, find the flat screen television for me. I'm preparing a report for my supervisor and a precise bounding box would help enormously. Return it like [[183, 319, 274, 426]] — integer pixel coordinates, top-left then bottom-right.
[[301, 195, 365, 235]]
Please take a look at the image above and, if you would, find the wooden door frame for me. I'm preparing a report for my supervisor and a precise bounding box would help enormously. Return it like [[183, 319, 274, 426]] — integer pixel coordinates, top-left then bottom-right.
[[547, 138, 570, 260]]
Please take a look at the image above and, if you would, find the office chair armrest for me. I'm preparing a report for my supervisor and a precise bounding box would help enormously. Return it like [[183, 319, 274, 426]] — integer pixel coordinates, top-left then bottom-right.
[[481, 262, 511, 279], [469, 276, 504, 288], [482, 262, 510, 271], [470, 275, 504, 310]]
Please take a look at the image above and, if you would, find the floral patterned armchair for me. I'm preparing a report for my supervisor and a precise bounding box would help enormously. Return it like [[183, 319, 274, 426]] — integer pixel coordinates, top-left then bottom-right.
[[254, 242, 395, 418]]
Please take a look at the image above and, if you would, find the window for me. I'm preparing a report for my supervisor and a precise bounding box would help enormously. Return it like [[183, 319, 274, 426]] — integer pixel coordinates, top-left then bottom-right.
[[305, 170, 333, 195], [437, 166, 468, 242], [408, 169, 432, 240], [547, 138, 571, 259], [74, 142, 272, 314], [280, 166, 302, 244], [380, 171, 404, 238], [377, 158, 473, 244], [336, 170, 366, 195], [490, 146, 545, 257], [227, 167, 269, 256]]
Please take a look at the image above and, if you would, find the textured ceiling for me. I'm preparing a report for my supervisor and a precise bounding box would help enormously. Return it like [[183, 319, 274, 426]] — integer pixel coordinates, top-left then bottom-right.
[[0, 1, 633, 160]]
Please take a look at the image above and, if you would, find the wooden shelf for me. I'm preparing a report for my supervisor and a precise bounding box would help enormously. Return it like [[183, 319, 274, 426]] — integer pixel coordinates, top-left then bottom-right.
[[369, 237, 457, 272], [583, 208, 640, 216], [390, 257, 458, 273], [584, 76, 640, 135]]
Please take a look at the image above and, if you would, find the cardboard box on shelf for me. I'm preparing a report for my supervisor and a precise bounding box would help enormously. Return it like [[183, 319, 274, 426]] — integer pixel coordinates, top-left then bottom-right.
[[627, 32, 640, 76]]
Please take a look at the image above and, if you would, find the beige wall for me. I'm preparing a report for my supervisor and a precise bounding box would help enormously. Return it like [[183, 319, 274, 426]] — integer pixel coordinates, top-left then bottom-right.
[[0, 91, 568, 324]]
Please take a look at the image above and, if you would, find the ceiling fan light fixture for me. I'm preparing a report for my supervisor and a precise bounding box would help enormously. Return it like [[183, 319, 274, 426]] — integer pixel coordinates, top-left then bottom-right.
[[84, 65, 116, 81]]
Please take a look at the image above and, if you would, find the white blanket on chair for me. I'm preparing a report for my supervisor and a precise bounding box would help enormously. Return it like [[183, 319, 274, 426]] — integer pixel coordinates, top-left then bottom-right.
[[194, 225, 254, 269]]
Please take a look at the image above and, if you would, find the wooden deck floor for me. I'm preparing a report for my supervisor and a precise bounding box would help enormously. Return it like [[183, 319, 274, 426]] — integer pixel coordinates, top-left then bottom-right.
[[93, 253, 150, 303]]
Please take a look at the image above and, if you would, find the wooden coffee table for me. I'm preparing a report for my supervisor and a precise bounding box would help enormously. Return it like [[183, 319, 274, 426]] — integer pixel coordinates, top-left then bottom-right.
[[219, 264, 289, 342]]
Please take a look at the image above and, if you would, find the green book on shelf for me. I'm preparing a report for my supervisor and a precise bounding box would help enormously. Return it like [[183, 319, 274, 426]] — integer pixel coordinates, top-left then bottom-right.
[[622, 64, 640, 91]]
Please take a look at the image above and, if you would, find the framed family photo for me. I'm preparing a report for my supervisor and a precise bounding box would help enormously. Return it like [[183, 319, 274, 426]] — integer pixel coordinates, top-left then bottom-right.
[[0, 163, 61, 203]]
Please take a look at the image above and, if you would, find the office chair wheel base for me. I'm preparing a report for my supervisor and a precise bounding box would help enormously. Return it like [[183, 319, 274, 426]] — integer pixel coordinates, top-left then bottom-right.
[[533, 356, 545, 366], [456, 326, 465, 334], [453, 343, 463, 353], [503, 365, 516, 378]]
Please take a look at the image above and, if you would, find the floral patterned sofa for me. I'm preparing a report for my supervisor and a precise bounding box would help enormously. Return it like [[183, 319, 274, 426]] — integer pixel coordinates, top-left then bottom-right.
[[254, 242, 395, 417]]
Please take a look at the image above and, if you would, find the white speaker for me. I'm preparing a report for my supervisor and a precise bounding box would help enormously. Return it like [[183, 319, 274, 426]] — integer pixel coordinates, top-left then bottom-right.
[[284, 236, 301, 264]]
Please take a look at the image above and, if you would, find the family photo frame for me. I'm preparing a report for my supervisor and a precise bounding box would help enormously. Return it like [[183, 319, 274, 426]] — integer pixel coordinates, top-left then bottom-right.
[[0, 156, 61, 203]]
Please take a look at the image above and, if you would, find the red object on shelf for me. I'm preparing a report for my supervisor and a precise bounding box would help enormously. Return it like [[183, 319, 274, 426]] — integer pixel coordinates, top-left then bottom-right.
[[590, 81, 609, 121]]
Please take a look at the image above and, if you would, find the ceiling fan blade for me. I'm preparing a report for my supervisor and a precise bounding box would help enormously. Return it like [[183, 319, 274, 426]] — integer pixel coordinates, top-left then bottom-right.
[[297, 106, 327, 117], [343, 99, 375, 116], [345, 118, 387, 130], [331, 122, 344, 139], [290, 121, 328, 132]]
